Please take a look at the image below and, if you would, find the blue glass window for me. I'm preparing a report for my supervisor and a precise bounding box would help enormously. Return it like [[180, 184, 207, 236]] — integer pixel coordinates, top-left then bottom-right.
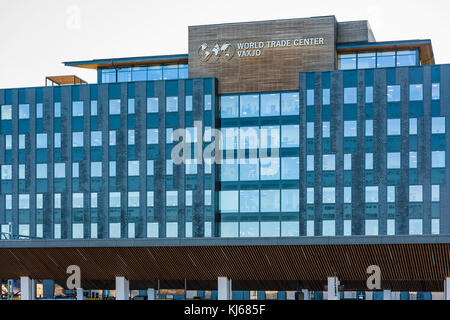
[[1, 105, 12, 120], [365, 220, 378, 236], [128, 192, 140, 207], [432, 151, 445, 168], [260, 157, 280, 180], [128, 130, 135, 145], [409, 185, 423, 202], [131, 67, 146, 81], [91, 101, 98, 116], [365, 186, 379, 203], [322, 188, 335, 204], [166, 191, 178, 207], [409, 219, 423, 235], [36, 133, 47, 149], [409, 84, 423, 101], [54, 163, 65, 178], [365, 120, 373, 137], [240, 190, 259, 212], [344, 121, 357, 137], [147, 98, 159, 113], [344, 88, 357, 104], [409, 118, 418, 135], [118, 68, 131, 82], [397, 50, 417, 67], [91, 162, 102, 177], [307, 155, 314, 172], [387, 85, 401, 102], [221, 95, 239, 118], [409, 152, 418, 169], [221, 159, 238, 181], [147, 129, 158, 144], [281, 125, 299, 148], [387, 152, 401, 169], [72, 193, 84, 208], [339, 54, 357, 70], [163, 65, 179, 80], [323, 122, 330, 138], [128, 161, 139, 177], [166, 97, 178, 112], [54, 102, 61, 118], [36, 103, 43, 118], [240, 94, 259, 117], [109, 161, 116, 177], [344, 154, 352, 170], [281, 92, 299, 115], [306, 89, 315, 106], [387, 119, 401, 135], [219, 191, 238, 213], [239, 158, 259, 181], [377, 52, 396, 68], [19, 135, 25, 149], [239, 127, 259, 150], [432, 185, 440, 202], [72, 163, 79, 178], [322, 89, 330, 105], [147, 160, 154, 175], [185, 96, 193, 111], [148, 66, 162, 81], [281, 157, 300, 180], [432, 117, 445, 134], [307, 122, 314, 139], [365, 153, 373, 170], [19, 104, 30, 119], [432, 83, 440, 100], [109, 100, 121, 115], [261, 93, 280, 116], [282, 190, 299, 212], [91, 131, 102, 146], [1, 165, 12, 180], [260, 190, 280, 212], [109, 192, 121, 207], [72, 101, 84, 117], [72, 132, 84, 147], [102, 69, 117, 83], [323, 154, 335, 171], [36, 164, 47, 179], [260, 126, 280, 149], [358, 52, 376, 69], [204, 95, 212, 111], [365, 87, 374, 103]]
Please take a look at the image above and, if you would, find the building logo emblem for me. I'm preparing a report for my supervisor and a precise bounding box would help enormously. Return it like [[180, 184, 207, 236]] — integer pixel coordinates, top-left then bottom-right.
[[198, 42, 235, 62]]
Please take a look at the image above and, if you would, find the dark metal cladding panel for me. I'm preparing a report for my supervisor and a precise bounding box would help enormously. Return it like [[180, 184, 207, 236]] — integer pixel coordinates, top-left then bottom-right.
[[135, 82, 147, 238], [42, 87, 54, 239], [154, 81, 166, 238], [98, 84, 109, 239], [397, 67, 410, 235]]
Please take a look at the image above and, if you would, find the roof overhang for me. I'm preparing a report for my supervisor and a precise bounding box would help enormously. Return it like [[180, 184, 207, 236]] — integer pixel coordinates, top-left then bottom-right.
[[1, 236, 449, 291], [63, 54, 189, 70], [337, 40, 435, 65], [45, 75, 87, 86]]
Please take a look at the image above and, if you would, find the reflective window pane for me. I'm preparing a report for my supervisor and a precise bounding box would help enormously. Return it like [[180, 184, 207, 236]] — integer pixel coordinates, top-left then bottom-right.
[[220, 95, 239, 118], [260, 93, 280, 117], [240, 94, 259, 117]]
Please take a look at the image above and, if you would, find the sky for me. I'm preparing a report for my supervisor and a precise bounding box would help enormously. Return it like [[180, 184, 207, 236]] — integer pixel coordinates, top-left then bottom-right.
[[0, 0, 449, 88]]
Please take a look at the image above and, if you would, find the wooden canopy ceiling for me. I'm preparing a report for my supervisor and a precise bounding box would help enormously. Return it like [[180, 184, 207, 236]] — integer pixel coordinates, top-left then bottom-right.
[[45, 75, 87, 86], [1, 236, 449, 291]]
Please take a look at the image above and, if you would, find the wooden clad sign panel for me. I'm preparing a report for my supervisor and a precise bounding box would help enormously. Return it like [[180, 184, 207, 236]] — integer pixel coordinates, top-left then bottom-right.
[[188, 17, 337, 94]]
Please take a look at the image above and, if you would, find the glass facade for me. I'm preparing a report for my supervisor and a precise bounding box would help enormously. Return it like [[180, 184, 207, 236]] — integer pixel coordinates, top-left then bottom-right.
[[100, 64, 188, 83], [338, 50, 419, 70], [0, 60, 447, 240]]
